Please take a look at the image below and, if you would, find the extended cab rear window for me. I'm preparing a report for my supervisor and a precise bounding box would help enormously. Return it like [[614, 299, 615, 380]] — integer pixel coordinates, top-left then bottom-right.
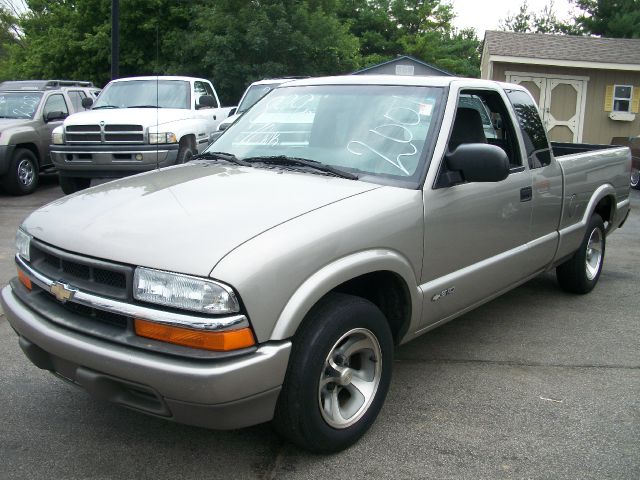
[[506, 89, 552, 169]]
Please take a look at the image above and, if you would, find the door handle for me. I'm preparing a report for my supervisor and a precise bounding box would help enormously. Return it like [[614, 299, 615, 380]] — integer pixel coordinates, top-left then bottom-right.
[[520, 186, 533, 202]]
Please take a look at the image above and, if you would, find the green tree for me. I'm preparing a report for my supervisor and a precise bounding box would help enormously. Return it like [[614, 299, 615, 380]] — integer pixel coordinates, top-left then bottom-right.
[[401, 28, 481, 77], [338, 0, 481, 77], [0, 3, 22, 79], [500, 0, 579, 34], [2, 0, 195, 87], [166, 0, 361, 103], [572, 0, 640, 38], [499, 1, 532, 32], [2, 0, 361, 103]]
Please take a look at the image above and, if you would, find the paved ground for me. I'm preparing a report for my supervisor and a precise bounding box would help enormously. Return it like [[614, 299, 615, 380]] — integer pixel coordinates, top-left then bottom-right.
[[1, 179, 638, 480]]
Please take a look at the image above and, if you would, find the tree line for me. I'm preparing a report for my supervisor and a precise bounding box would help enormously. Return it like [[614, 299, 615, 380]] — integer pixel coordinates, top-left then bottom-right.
[[0, 0, 636, 104]]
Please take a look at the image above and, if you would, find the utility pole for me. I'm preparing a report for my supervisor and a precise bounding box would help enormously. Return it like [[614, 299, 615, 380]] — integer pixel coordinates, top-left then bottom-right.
[[111, 0, 119, 80]]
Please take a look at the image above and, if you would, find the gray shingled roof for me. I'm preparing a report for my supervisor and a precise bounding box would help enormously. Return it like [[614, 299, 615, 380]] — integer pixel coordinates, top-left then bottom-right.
[[484, 31, 640, 65]]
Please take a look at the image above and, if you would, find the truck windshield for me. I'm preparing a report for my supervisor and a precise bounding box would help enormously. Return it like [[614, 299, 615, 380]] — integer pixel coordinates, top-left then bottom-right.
[[93, 80, 190, 109], [209, 84, 444, 183], [0, 92, 43, 119]]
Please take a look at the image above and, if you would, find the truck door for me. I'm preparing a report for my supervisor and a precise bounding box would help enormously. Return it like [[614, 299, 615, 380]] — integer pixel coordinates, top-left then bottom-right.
[[192, 80, 219, 148], [506, 88, 563, 268], [419, 87, 534, 328], [38, 93, 70, 168]]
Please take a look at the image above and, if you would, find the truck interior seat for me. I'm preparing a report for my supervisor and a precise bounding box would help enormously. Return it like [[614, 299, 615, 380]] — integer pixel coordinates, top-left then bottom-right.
[[448, 107, 487, 151]]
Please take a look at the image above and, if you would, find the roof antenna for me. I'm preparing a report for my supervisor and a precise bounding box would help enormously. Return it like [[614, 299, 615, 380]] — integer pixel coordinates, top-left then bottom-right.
[[156, 23, 160, 171]]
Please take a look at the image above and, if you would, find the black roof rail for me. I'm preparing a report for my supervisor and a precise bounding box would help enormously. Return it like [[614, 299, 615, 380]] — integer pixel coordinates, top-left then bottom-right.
[[0, 80, 95, 91]]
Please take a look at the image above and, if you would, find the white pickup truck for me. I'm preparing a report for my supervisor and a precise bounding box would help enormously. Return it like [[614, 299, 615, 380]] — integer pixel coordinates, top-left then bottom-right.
[[50, 76, 234, 193], [3, 76, 631, 453]]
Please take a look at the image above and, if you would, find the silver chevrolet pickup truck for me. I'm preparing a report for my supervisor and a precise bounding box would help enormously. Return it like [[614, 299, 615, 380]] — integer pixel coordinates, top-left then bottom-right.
[[1, 76, 631, 453]]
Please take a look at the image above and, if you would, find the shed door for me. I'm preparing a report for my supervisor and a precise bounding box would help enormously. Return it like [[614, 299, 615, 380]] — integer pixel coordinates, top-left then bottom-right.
[[506, 73, 588, 143]]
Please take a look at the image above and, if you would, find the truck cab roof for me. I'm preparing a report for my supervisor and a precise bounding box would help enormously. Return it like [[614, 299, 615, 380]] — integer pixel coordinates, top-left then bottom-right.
[[0, 80, 94, 91], [107, 76, 212, 84], [283, 75, 512, 90]]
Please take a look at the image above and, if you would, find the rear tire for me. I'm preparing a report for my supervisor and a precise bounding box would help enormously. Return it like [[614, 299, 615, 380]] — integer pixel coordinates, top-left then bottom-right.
[[556, 214, 606, 294], [2, 148, 39, 195], [273, 292, 393, 453], [59, 175, 91, 195]]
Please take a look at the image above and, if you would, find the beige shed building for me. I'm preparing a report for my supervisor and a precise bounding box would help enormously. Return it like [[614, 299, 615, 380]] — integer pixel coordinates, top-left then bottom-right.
[[481, 31, 640, 144]]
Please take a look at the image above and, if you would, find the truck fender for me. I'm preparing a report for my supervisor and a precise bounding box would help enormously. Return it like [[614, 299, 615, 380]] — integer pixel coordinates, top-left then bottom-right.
[[581, 184, 617, 228], [556, 184, 619, 263], [269, 249, 422, 341], [149, 118, 216, 151]]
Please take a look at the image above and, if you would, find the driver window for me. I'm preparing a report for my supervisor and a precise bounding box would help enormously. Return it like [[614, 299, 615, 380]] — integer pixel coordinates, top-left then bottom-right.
[[194, 81, 213, 108], [437, 89, 523, 187], [449, 90, 522, 169], [43, 94, 69, 118]]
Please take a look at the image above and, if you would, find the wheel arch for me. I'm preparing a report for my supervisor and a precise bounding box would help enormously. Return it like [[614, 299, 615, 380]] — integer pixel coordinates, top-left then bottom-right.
[[14, 143, 41, 166], [583, 185, 617, 232], [179, 133, 196, 150], [270, 249, 421, 345]]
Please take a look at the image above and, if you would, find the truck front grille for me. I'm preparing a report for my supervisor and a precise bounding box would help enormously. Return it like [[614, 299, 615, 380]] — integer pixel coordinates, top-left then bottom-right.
[[30, 239, 132, 301], [65, 124, 144, 144]]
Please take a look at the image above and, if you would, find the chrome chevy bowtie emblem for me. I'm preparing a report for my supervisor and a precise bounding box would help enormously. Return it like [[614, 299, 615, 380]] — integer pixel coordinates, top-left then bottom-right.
[[50, 281, 76, 303]]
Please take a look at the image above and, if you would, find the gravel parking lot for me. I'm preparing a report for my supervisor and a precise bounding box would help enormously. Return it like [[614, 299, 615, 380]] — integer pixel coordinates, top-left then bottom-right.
[[1, 179, 638, 480]]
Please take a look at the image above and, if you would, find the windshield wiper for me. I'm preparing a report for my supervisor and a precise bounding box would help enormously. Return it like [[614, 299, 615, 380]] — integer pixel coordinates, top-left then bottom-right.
[[128, 105, 163, 108], [243, 155, 358, 180], [92, 105, 118, 110], [191, 151, 252, 167]]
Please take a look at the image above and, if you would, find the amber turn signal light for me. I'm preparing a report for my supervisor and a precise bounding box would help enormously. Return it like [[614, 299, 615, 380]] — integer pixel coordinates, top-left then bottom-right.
[[17, 268, 32, 290], [134, 318, 255, 352]]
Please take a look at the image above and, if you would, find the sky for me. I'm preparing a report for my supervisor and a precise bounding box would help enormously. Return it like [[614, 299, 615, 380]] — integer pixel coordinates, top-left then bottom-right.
[[451, 0, 575, 38]]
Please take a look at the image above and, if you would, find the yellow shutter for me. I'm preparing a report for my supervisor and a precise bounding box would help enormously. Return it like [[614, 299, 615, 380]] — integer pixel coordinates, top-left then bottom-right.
[[604, 85, 614, 111], [632, 87, 640, 113]]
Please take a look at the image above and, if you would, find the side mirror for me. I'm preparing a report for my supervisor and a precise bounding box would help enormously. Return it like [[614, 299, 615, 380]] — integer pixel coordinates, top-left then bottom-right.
[[197, 95, 216, 109], [81, 97, 94, 109], [445, 143, 510, 183], [45, 110, 67, 122], [228, 107, 236, 116]]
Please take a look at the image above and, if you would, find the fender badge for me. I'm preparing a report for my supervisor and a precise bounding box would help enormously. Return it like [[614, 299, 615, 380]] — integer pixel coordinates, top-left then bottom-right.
[[50, 281, 76, 303], [431, 287, 455, 302]]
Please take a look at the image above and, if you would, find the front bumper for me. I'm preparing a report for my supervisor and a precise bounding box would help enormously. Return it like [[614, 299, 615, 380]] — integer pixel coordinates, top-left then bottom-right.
[[1, 284, 291, 429], [50, 144, 179, 175]]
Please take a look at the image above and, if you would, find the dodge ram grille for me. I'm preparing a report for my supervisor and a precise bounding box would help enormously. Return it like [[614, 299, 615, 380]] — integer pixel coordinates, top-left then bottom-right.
[[65, 124, 144, 144]]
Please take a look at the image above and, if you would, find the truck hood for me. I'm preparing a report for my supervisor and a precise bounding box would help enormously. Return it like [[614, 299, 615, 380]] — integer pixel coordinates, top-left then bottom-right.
[[0, 118, 30, 129], [63, 108, 194, 129], [22, 163, 380, 276]]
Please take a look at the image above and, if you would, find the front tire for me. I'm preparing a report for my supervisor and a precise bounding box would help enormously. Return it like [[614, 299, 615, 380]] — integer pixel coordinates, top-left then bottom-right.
[[631, 167, 640, 190], [1, 148, 39, 195], [273, 292, 393, 453], [556, 214, 606, 294], [176, 139, 194, 164], [59, 175, 91, 195]]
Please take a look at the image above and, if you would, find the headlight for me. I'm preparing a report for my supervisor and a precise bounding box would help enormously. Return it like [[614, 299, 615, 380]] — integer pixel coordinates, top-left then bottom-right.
[[134, 267, 240, 314], [15, 228, 32, 261], [52, 126, 64, 145], [149, 132, 177, 144]]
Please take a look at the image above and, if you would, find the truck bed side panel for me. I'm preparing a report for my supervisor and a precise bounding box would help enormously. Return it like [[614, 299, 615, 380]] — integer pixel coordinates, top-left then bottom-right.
[[554, 146, 630, 261]]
